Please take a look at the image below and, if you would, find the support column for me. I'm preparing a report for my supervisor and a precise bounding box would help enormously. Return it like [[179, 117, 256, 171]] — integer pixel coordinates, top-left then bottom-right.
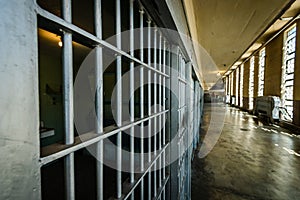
[[0, 0, 40, 199]]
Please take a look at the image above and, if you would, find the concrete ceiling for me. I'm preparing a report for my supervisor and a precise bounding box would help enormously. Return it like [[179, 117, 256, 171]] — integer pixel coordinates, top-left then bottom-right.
[[183, 0, 296, 90]]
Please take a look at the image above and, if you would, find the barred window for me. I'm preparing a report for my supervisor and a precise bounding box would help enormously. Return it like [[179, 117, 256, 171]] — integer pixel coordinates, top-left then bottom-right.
[[258, 48, 265, 96], [235, 67, 239, 106], [281, 25, 296, 121], [240, 64, 244, 107], [249, 56, 255, 110]]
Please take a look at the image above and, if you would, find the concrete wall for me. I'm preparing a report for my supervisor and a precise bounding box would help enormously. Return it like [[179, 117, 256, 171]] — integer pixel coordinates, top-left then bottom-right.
[[264, 33, 283, 97], [253, 54, 259, 109], [254, 55, 259, 98], [0, 0, 40, 199], [242, 60, 250, 110]]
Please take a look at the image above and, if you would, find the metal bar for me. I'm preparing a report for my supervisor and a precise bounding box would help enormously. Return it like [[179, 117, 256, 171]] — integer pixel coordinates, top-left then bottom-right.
[[95, 0, 103, 199], [153, 26, 157, 197], [62, 0, 74, 199], [147, 17, 152, 200], [152, 175, 170, 200], [186, 62, 192, 200], [140, 8, 144, 170], [40, 110, 169, 166], [178, 76, 187, 84], [122, 144, 169, 200], [36, 5, 170, 78], [158, 32, 162, 188], [162, 40, 167, 200], [166, 47, 171, 197], [139, 7, 145, 200], [162, 40, 166, 183], [129, 0, 135, 186], [64, 154, 75, 200], [62, 0, 71, 22], [116, 0, 122, 198]]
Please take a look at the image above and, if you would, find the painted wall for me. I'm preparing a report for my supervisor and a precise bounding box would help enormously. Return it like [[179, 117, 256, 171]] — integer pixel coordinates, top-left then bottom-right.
[[264, 33, 283, 97], [243, 60, 250, 110]]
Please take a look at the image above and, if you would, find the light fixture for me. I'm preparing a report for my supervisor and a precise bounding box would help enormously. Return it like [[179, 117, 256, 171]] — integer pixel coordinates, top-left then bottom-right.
[[280, 16, 293, 21], [58, 40, 63, 47], [57, 35, 63, 47]]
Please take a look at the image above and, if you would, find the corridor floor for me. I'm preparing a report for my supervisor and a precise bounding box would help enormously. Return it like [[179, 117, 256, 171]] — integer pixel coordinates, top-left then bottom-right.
[[191, 103, 300, 200]]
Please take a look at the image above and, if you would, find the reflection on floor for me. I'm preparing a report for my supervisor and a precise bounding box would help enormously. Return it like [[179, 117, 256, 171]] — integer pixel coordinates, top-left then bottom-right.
[[192, 103, 300, 200]]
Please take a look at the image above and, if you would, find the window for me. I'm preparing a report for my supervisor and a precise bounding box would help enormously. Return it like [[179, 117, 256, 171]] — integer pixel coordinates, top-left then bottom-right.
[[225, 76, 230, 103], [230, 72, 234, 97], [225, 76, 228, 95], [240, 64, 244, 107], [249, 56, 255, 110], [235, 67, 239, 106], [281, 25, 296, 121], [258, 48, 265, 96]]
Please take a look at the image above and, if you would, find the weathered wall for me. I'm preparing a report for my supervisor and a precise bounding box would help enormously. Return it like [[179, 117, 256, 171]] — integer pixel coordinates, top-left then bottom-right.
[[243, 60, 250, 110], [0, 0, 40, 199], [253, 54, 259, 109], [254, 55, 259, 98], [264, 33, 283, 97]]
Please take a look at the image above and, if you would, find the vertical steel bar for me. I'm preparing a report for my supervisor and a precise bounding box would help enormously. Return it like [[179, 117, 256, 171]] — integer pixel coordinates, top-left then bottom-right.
[[188, 62, 192, 200], [162, 39, 166, 200], [95, 0, 103, 200], [162, 40, 166, 180], [129, 0, 135, 186], [129, 1, 135, 199], [158, 32, 162, 188], [139, 7, 145, 200], [178, 52, 182, 197], [153, 26, 157, 197], [147, 18, 152, 200], [62, 0, 74, 200], [116, 0, 122, 198]]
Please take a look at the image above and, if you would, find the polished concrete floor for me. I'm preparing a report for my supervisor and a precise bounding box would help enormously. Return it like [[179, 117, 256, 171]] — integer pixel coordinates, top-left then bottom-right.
[[192, 103, 300, 200]]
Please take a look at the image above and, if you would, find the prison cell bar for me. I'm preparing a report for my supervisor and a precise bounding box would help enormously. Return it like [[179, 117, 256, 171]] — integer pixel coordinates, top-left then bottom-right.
[[153, 26, 158, 197], [37, 0, 174, 198], [162, 39, 167, 200], [139, 7, 145, 200], [95, 0, 104, 200], [116, 0, 122, 198], [129, 0, 135, 188], [36, 6, 168, 78], [62, 0, 75, 199], [158, 32, 162, 189], [147, 16, 152, 200], [40, 110, 168, 166]]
